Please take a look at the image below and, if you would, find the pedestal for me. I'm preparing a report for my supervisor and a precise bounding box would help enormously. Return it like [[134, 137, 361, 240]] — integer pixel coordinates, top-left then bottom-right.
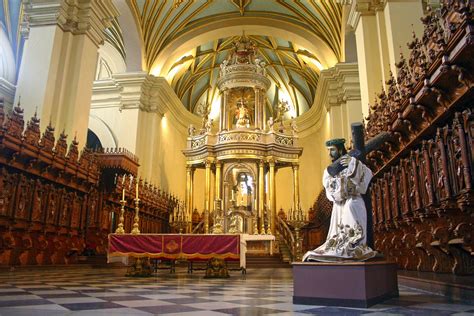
[[293, 260, 398, 308]]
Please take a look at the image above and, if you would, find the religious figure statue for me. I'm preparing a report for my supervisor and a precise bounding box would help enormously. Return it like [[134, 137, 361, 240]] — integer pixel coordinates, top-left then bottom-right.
[[290, 117, 298, 135], [188, 124, 196, 137], [219, 59, 228, 77], [197, 101, 210, 131], [275, 100, 289, 124], [303, 138, 376, 262], [267, 117, 274, 131], [235, 98, 251, 128], [205, 119, 213, 133]]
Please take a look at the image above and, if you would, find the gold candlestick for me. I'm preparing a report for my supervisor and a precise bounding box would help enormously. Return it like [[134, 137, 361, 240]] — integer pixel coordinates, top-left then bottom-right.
[[131, 197, 140, 234], [286, 209, 308, 261], [115, 190, 126, 234]]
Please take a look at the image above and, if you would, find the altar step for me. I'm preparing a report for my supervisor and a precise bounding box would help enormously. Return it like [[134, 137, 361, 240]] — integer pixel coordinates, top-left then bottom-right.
[[244, 254, 291, 268]]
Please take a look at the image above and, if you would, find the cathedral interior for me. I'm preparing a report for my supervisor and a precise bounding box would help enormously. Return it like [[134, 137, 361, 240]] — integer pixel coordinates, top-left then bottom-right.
[[0, 0, 473, 314]]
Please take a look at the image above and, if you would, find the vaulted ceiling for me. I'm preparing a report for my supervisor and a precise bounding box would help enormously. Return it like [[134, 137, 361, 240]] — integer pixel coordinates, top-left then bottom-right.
[[168, 35, 321, 116], [123, 0, 344, 116]]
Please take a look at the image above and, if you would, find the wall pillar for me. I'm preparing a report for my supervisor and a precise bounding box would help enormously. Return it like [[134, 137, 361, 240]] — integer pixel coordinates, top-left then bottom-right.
[[185, 165, 192, 218], [215, 161, 222, 201], [204, 159, 212, 233], [258, 160, 265, 234], [15, 0, 118, 148], [268, 159, 276, 235], [222, 89, 230, 130], [318, 63, 362, 142], [292, 163, 300, 212], [354, 12, 382, 118], [384, 0, 424, 76]]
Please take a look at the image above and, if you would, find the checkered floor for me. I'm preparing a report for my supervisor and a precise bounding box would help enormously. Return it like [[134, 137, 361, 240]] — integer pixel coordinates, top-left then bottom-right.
[[0, 267, 472, 315]]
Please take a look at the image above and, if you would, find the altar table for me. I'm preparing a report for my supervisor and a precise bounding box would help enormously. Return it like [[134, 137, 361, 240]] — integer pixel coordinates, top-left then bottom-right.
[[108, 234, 244, 269]]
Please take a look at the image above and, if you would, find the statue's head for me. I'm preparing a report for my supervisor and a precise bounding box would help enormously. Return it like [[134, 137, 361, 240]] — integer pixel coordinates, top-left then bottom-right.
[[325, 138, 347, 162]]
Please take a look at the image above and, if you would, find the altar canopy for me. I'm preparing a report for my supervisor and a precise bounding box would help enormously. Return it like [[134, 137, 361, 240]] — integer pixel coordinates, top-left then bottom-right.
[[108, 234, 243, 266]]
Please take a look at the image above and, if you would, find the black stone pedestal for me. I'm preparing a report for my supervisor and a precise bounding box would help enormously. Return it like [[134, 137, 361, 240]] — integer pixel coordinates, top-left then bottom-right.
[[293, 260, 398, 308]]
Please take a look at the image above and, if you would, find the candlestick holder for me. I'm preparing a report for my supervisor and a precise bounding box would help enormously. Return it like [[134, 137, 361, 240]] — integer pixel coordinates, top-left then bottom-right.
[[131, 197, 141, 234], [115, 197, 126, 234], [286, 208, 308, 261], [170, 218, 190, 234], [253, 215, 259, 235]]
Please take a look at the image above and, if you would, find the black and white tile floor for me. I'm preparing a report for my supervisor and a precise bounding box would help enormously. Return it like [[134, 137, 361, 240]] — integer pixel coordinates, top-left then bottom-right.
[[0, 267, 472, 315]]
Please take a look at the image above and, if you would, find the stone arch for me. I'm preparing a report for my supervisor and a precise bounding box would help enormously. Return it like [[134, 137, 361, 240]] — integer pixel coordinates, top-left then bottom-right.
[[96, 41, 127, 80], [87, 114, 117, 148], [113, 0, 144, 72], [0, 24, 15, 83], [151, 17, 340, 76]]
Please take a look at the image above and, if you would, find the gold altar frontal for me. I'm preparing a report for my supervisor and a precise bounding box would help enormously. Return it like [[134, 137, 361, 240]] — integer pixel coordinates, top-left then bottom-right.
[[182, 36, 303, 237]]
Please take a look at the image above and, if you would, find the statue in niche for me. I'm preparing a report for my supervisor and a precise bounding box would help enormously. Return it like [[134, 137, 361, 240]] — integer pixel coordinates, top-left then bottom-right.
[[303, 138, 376, 262], [235, 98, 251, 128]]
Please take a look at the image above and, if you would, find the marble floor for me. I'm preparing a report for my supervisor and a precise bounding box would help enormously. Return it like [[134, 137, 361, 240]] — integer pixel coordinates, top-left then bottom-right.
[[0, 267, 472, 315]]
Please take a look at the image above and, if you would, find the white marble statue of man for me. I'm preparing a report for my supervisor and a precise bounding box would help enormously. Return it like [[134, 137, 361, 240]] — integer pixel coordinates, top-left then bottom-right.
[[303, 138, 376, 262]]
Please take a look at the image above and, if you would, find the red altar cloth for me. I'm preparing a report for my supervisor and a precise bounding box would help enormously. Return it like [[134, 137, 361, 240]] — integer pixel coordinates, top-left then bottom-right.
[[108, 234, 240, 261]]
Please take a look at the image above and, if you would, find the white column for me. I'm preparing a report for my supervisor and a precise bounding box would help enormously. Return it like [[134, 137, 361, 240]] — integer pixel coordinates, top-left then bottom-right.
[[15, 0, 118, 148], [384, 0, 424, 76], [354, 11, 383, 118]]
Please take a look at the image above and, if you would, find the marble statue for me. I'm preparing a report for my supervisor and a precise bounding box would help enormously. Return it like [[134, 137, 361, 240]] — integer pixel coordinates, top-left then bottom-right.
[[303, 138, 376, 262]]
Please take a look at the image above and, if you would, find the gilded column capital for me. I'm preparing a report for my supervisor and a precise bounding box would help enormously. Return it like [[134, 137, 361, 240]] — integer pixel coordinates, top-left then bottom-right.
[[205, 158, 214, 167], [22, 0, 119, 47], [267, 157, 276, 166]]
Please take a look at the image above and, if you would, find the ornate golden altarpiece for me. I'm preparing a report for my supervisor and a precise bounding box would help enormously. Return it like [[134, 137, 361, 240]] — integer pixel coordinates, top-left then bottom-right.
[[182, 36, 303, 241]]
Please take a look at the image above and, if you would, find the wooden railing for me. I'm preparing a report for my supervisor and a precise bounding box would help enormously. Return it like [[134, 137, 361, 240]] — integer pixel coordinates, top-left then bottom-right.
[[276, 216, 295, 261]]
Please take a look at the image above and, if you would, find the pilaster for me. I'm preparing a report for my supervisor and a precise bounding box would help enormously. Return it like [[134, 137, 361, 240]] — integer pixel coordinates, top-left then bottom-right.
[[15, 0, 119, 148], [315, 63, 362, 141]]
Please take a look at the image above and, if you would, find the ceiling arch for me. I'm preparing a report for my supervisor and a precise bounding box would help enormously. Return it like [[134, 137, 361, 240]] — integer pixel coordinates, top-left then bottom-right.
[[127, 0, 343, 72], [122, 0, 344, 117], [168, 35, 321, 117]]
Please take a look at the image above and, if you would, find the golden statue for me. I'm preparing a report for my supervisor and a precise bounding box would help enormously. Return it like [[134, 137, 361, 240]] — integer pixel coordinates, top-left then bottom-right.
[[235, 98, 250, 128]]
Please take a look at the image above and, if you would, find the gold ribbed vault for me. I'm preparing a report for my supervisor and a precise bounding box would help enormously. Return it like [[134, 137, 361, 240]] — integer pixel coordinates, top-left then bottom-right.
[[123, 0, 344, 116]]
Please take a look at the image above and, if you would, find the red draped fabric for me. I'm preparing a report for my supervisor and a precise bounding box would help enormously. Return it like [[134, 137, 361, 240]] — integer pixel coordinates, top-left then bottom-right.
[[108, 234, 240, 261]]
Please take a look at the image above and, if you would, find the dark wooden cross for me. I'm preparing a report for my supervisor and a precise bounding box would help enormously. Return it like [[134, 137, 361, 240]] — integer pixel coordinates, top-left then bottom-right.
[[326, 122, 391, 249]]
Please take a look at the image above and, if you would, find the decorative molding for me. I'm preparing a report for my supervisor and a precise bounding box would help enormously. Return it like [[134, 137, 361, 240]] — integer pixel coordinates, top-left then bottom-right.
[[346, 0, 361, 31], [354, 0, 385, 15], [296, 62, 361, 137], [139, 75, 201, 130], [91, 72, 146, 110], [22, 0, 119, 47]]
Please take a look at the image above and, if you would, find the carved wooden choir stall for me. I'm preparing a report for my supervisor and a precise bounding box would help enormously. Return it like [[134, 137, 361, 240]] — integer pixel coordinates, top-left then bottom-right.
[[363, 1, 473, 275], [0, 100, 176, 267]]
